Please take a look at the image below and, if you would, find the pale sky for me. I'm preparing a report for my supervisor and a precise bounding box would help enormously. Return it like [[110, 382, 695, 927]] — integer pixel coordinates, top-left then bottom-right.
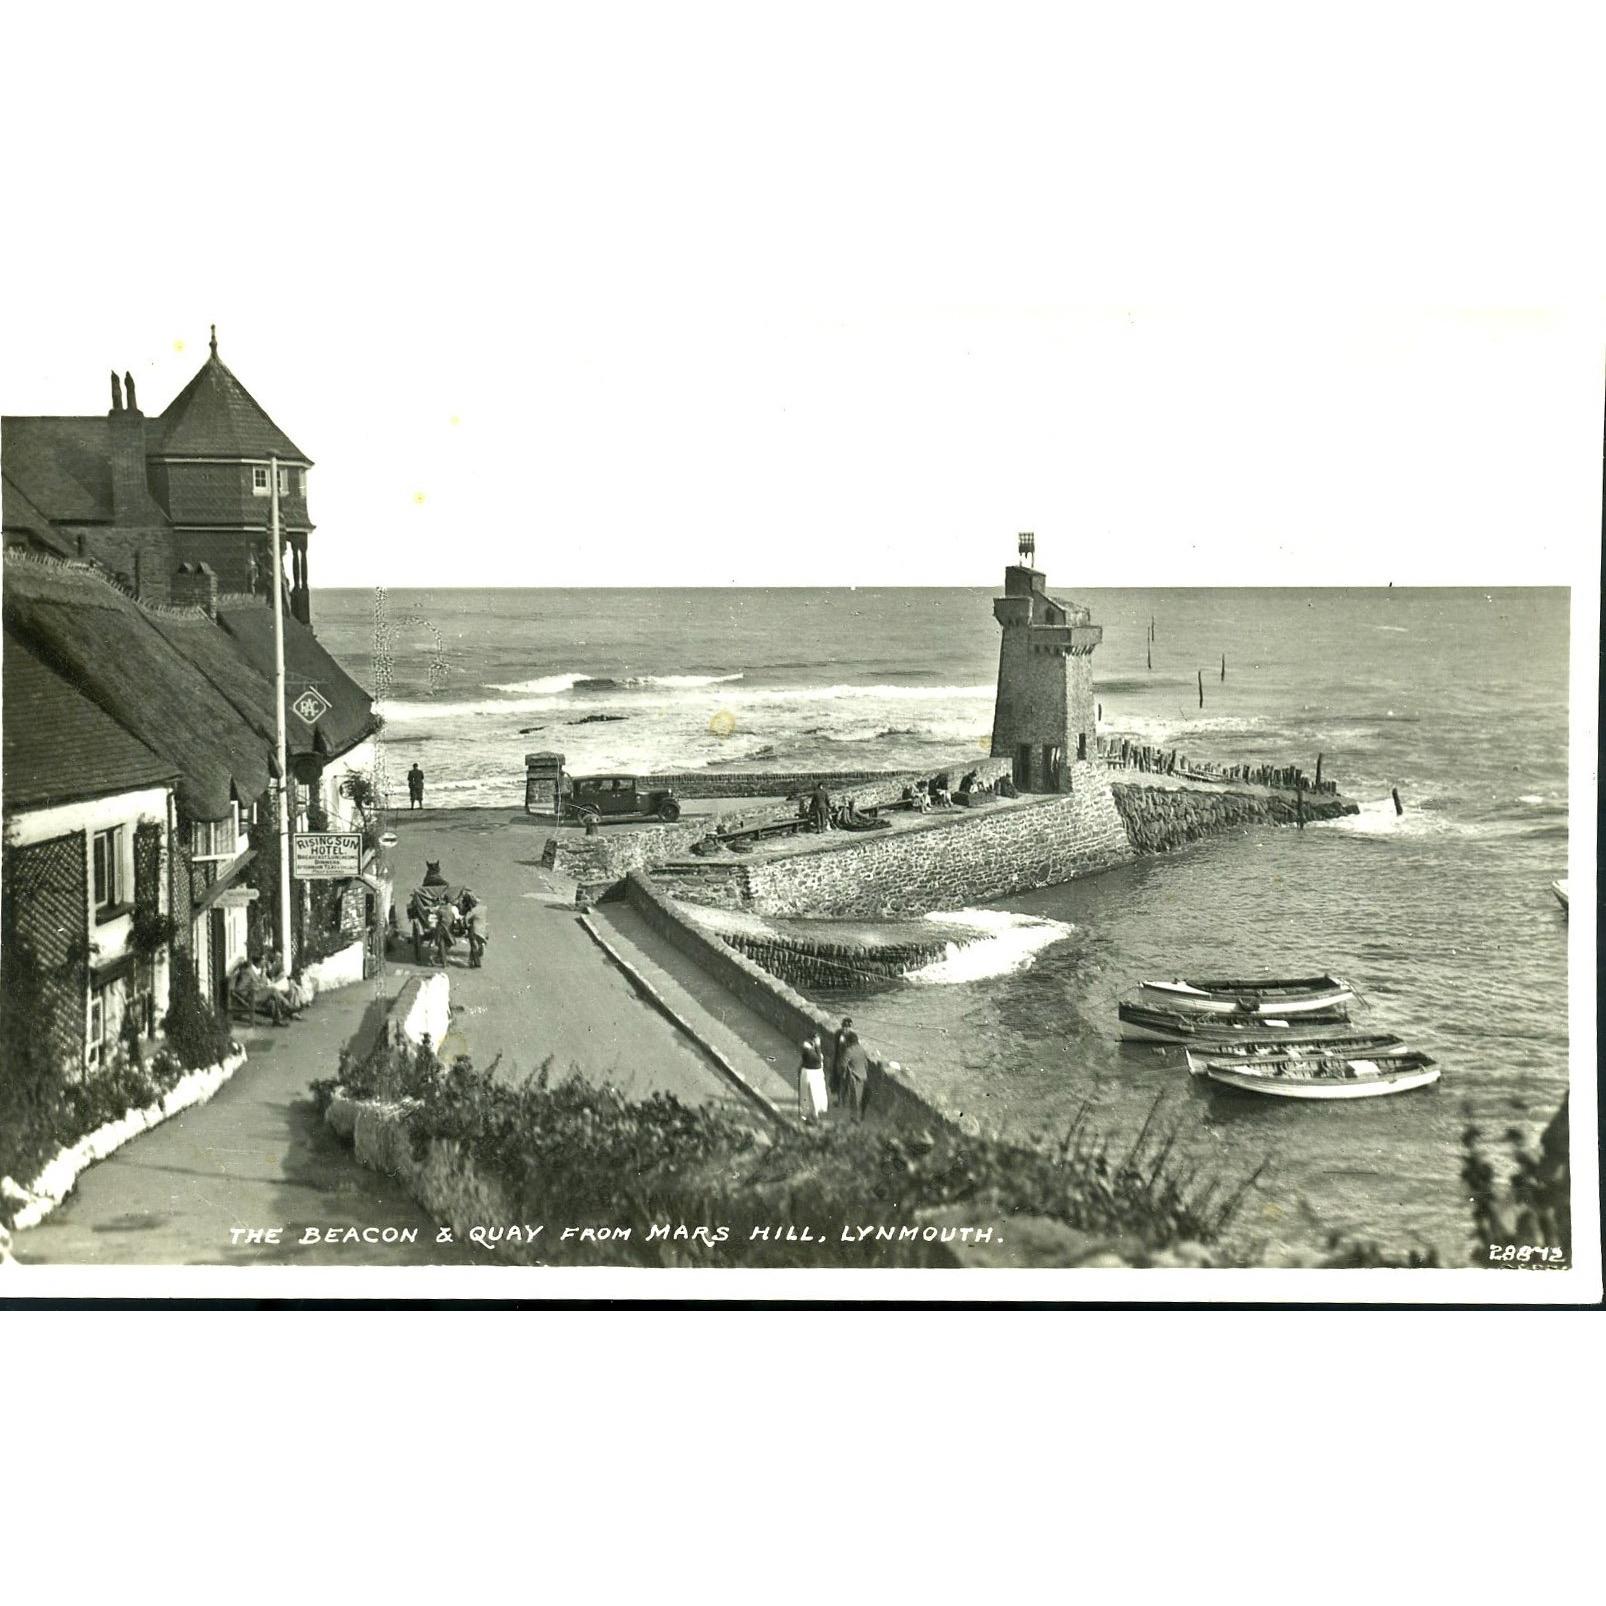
[[3, 2, 1602, 589]]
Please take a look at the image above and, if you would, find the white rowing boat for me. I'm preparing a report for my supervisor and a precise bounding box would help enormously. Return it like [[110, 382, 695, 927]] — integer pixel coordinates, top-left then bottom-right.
[[1184, 1047, 1439, 1101], [1136, 974, 1355, 1019], [1552, 879, 1568, 912]]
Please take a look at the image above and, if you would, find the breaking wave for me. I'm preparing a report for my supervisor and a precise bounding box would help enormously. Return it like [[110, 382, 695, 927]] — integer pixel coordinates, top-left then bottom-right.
[[905, 909, 1074, 985], [487, 670, 745, 694]]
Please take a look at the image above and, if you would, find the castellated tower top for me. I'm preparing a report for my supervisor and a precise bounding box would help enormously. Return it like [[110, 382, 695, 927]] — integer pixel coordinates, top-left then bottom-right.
[[988, 544, 1101, 794]]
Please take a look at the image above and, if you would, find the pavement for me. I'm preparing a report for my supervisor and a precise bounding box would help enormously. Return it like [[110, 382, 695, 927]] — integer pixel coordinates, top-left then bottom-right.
[[13, 964, 492, 1267]]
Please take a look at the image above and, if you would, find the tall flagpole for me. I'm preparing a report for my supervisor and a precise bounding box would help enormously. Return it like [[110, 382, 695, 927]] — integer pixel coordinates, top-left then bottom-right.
[[269, 455, 293, 969]]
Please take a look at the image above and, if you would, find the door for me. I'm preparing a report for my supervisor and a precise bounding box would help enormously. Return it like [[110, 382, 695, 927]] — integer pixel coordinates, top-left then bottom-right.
[[209, 909, 228, 1010], [1014, 745, 1032, 788]]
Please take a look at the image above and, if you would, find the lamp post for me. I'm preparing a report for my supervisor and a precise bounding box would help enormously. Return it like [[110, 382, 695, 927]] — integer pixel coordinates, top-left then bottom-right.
[[269, 455, 293, 969]]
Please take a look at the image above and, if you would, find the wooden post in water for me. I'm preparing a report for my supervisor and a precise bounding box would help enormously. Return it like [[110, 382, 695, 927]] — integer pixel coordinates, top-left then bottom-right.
[[1220, 653, 1226, 682], [1146, 639, 1152, 671], [1392, 787, 1404, 816], [1197, 668, 1204, 708], [1296, 784, 1305, 830], [1316, 752, 1324, 787]]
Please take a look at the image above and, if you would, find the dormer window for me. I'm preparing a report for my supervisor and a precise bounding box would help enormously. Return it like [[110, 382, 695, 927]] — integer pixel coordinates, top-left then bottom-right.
[[252, 466, 270, 497]]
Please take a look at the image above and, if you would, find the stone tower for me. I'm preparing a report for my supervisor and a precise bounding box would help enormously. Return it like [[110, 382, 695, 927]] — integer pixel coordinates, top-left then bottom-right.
[[989, 535, 1101, 792]]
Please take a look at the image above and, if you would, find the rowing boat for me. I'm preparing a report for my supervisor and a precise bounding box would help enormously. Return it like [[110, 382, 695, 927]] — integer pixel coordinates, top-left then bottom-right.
[[1118, 1000, 1353, 1043], [1136, 974, 1355, 1018], [1187, 1031, 1406, 1061], [1552, 879, 1568, 912], [1184, 1047, 1439, 1100]]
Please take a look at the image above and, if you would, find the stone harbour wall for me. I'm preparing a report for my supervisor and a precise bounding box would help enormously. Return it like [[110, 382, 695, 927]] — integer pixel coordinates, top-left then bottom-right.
[[714, 930, 949, 991], [546, 758, 1014, 900], [739, 762, 1133, 918], [624, 872, 953, 1132], [1110, 779, 1356, 853]]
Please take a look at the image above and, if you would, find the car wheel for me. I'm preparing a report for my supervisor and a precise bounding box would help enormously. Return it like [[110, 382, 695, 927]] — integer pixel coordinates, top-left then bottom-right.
[[577, 807, 601, 827], [657, 798, 682, 822]]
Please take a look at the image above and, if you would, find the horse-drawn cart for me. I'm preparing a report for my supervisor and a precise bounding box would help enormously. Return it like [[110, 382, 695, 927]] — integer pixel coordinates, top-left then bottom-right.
[[406, 869, 487, 968]]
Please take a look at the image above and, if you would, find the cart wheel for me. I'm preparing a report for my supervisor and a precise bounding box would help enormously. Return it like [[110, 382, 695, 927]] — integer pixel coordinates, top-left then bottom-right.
[[657, 798, 682, 822]]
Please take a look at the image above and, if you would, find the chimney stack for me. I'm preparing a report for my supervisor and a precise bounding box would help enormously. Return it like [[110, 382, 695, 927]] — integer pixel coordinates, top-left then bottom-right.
[[171, 561, 219, 619], [107, 364, 148, 523]]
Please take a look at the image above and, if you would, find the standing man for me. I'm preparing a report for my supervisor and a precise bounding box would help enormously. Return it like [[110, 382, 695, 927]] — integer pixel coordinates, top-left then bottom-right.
[[407, 762, 425, 810], [831, 1016, 854, 1099], [840, 1029, 870, 1123]]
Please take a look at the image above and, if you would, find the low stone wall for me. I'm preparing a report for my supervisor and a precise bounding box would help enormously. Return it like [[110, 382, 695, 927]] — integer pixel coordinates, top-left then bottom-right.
[[624, 871, 953, 1132], [737, 762, 1133, 917], [635, 758, 1011, 801], [1, 1046, 249, 1249], [301, 939, 366, 995], [1110, 779, 1356, 852], [713, 929, 949, 991]]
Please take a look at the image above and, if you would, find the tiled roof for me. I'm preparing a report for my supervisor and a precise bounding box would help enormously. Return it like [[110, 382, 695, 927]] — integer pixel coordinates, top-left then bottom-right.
[[217, 599, 375, 761], [3, 627, 176, 811], [152, 354, 310, 463], [3, 551, 275, 819]]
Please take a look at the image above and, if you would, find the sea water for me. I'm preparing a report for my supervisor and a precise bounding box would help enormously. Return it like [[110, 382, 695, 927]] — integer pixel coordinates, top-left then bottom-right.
[[317, 586, 1570, 1263]]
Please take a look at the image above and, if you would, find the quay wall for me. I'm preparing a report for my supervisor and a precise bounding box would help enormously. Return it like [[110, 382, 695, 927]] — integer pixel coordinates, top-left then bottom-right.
[[547, 758, 1013, 900], [1110, 780, 1355, 853], [708, 928, 949, 991], [738, 762, 1133, 918], [623, 872, 953, 1132], [634, 758, 1011, 802]]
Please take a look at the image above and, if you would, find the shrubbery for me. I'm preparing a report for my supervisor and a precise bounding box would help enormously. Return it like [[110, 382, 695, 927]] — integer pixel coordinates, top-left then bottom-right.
[[316, 1030, 1266, 1266], [162, 958, 233, 1070]]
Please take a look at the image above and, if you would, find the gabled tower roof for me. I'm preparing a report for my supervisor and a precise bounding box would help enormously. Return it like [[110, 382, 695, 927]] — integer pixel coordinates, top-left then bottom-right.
[[151, 329, 311, 463]]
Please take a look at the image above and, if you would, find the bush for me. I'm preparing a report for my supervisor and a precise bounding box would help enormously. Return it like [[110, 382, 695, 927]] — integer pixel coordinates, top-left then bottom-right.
[[315, 1039, 1273, 1266], [1462, 1097, 1571, 1267], [162, 959, 232, 1070], [0, 930, 74, 1199]]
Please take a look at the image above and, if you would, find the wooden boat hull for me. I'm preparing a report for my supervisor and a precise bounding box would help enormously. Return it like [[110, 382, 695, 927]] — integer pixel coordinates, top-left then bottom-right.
[[1118, 1001, 1353, 1043], [1552, 879, 1568, 912], [1137, 976, 1354, 1018], [1194, 1032, 1406, 1061], [1185, 1049, 1439, 1100]]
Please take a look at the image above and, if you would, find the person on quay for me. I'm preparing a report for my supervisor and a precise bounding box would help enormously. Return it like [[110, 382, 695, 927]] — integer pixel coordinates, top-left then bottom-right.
[[408, 762, 426, 809], [798, 1031, 829, 1125], [809, 781, 832, 833], [831, 1015, 855, 1099], [840, 1029, 871, 1123]]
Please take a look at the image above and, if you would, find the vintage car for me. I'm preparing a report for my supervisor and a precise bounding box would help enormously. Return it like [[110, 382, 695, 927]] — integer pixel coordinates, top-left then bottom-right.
[[563, 774, 681, 826]]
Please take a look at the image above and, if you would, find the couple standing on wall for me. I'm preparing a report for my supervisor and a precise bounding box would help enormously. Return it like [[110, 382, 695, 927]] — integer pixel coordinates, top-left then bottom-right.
[[798, 1017, 869, 1125]]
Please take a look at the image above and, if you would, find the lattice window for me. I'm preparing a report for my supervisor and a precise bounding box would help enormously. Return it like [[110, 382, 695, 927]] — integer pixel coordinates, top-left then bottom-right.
[[134, 821, 163, 914], [8, 831, 89, 1071]]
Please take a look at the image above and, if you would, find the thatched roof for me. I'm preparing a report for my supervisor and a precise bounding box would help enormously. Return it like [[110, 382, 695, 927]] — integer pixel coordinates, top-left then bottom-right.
[[217, 598, 374, 761], [3, 551, 274, 819], [3, 628, 176, 812]]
